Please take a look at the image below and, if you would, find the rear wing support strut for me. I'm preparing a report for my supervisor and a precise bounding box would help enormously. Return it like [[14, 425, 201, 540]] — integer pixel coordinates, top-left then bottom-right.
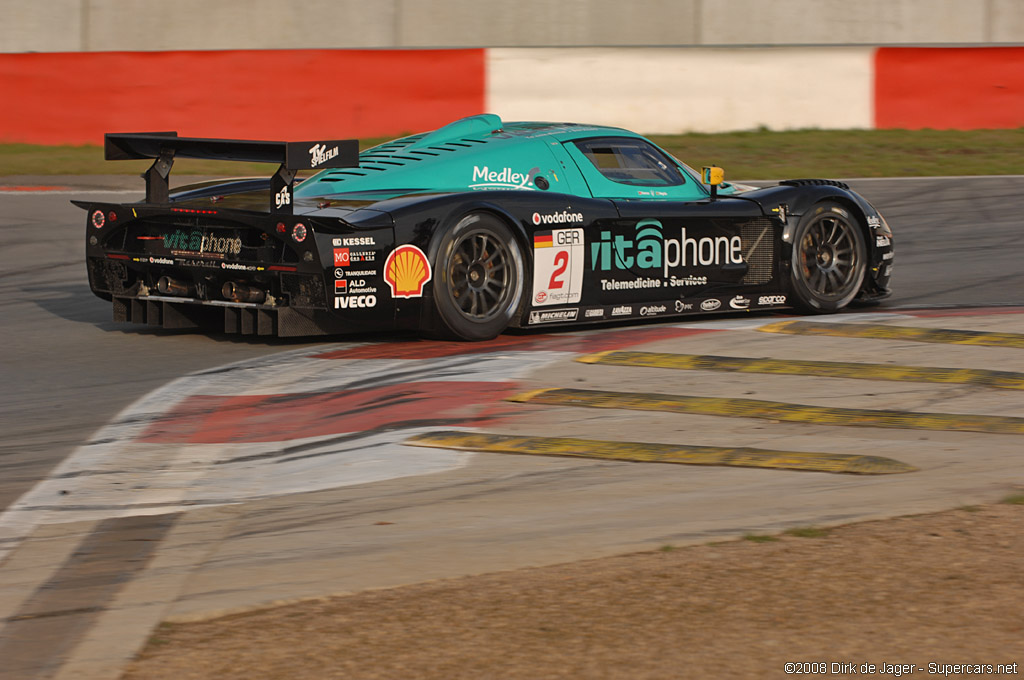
[[104, 132, 359, 214], [143, 147, 175, 204]]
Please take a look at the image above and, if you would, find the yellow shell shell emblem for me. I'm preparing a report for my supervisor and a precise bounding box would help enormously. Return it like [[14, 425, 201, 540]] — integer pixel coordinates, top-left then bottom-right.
[[384, 245, 432, 298]]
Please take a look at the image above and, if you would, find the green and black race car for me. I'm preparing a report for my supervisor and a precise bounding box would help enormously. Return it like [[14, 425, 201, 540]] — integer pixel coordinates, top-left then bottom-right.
[[76, 113, 893, 340]]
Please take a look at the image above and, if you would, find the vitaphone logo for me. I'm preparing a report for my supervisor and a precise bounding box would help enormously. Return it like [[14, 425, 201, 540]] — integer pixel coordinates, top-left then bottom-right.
[[162, 230, 242, 255], [590, 219, 743, 277]]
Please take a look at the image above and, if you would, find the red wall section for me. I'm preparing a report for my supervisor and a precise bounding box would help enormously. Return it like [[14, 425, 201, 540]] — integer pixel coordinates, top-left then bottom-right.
[[0, 49, 485, 145], [875, 47, 1024, 130]]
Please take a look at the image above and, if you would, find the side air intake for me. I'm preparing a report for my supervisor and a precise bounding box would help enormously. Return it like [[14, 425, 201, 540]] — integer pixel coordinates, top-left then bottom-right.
[[780, 179, 850, 190]]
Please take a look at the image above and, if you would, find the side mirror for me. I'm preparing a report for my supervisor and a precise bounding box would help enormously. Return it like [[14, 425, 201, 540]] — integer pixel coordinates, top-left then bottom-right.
[[702, 166, 724, 201], [701, 166, 724, 185]]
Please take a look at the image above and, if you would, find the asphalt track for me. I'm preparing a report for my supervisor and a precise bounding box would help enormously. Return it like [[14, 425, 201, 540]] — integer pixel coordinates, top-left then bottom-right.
[[1, 176, 1022, 679]]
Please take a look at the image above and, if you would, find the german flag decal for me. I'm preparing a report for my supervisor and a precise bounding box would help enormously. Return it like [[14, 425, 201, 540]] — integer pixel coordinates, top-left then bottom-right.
[[533, 232, 553, 248]]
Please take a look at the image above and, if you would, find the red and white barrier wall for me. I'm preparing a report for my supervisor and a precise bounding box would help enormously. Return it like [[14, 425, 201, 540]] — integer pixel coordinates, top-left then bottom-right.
[[2, 46, 1022, 145]]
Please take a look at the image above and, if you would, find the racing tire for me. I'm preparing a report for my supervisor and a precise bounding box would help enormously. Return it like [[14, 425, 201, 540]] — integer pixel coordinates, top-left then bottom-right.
[[788, 201, 866, 313], [432, 212, 525, 340]]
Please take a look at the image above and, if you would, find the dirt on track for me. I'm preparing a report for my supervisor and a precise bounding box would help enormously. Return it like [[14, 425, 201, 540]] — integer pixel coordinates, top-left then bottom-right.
[[121, 503, 1023, 680]]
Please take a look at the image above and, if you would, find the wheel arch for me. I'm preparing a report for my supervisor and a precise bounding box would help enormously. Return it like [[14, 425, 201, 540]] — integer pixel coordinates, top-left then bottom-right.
[[422, 202, 528, 271], [781, 193, 871, 258]]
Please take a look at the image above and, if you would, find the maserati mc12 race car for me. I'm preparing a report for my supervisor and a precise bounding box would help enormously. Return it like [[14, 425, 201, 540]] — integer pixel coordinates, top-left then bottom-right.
[[76, 114, 893, 340]]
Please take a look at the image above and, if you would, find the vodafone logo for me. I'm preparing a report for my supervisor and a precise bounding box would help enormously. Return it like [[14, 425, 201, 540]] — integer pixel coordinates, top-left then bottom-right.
[[532, 210, 584, 226]]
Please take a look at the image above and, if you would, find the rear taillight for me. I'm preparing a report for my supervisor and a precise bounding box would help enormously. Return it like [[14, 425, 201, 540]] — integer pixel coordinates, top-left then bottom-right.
[[91, 210, 105, 228], [292, 223, 307, 243]]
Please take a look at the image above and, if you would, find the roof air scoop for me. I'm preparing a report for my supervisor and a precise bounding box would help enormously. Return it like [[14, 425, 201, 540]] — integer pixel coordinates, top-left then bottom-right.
[[406, 114, 503, 149]]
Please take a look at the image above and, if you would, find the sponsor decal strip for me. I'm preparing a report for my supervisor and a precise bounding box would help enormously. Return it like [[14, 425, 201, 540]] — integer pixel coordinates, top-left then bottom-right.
[[507, 388, 1024, 435], [760, 321, 1024, 349], [404, 430, 914, 475], [576, 352, 1024, 390]]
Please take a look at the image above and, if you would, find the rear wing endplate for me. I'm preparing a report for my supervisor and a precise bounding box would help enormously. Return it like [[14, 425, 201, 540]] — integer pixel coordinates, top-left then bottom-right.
[[104, 132, 359, 214]]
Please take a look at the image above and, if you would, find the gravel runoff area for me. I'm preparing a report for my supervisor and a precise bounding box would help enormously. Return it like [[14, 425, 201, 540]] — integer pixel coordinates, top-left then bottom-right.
[[122, 501, 1023, 680]]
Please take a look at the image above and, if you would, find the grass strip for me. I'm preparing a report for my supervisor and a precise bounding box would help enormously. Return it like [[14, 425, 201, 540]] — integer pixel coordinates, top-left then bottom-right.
[[2, 128, 1023, 177]]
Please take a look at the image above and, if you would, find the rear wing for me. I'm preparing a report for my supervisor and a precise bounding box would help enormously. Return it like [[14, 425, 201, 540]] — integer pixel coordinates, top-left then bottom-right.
[[104, 132, 359, 214]]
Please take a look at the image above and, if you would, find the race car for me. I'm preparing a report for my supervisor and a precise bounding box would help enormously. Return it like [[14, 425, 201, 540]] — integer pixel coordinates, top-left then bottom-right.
[[76, 113, 893, 340]]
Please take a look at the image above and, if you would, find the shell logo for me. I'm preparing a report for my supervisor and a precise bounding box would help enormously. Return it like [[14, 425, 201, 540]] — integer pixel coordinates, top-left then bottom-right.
[[384, 245, 432, 298]]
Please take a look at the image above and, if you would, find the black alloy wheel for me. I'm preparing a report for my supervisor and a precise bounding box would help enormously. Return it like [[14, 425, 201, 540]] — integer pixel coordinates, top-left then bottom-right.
[[432, 212, 524, 340], [788, 201, 866, 312]]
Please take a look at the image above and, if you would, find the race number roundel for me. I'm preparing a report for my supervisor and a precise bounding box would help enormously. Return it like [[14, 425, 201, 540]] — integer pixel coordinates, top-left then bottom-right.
[[385, 245, 432, 298], [531, 228, 584, 307]]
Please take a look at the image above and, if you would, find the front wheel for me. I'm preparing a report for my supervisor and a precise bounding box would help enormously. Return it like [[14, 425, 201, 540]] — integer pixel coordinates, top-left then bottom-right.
[[788, 202, 866, 313], [431, 212, 524, 340]]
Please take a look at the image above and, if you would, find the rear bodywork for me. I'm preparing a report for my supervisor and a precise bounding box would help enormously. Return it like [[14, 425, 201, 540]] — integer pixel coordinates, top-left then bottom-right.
[[76, 115, 893, 337]]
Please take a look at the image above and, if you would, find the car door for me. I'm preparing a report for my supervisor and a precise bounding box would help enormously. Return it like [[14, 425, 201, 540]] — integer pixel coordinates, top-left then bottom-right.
[[562, 136, 773, 310]]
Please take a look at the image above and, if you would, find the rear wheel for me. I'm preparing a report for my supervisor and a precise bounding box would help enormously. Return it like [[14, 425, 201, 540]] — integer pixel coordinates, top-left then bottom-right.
[[432, 212, 524, 340], [788, 202, 866, 312]]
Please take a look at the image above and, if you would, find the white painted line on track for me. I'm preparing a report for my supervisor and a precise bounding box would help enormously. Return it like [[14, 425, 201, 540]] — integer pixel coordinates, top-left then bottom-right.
[[0, 343, 574, 562]]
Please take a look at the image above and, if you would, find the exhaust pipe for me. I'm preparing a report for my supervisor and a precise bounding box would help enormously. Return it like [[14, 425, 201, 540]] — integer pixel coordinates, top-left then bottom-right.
[[222, 281, 266, 304], [156, 276, 192, 297]]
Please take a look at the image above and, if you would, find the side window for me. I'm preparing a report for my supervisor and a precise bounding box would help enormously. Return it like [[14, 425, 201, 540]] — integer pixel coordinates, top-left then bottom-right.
[[573, 138, 685, 187]]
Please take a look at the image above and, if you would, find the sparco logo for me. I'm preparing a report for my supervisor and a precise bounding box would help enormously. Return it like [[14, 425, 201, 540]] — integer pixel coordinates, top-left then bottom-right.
[[758, 295, 787, 305], [309, 143, 339, 167], [701, 299, 721, 311], [334, 295, 376, 309], [640, 305, 666, 316], [532, 210, 583, 226]]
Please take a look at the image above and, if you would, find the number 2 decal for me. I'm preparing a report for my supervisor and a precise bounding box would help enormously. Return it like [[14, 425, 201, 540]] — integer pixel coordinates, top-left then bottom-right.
[[533, 228, 583, 306], [548, 250, 568, 289]]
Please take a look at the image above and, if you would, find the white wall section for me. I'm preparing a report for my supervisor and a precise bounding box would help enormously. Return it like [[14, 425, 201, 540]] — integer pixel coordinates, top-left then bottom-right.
[[487, 47, 875, 133]]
